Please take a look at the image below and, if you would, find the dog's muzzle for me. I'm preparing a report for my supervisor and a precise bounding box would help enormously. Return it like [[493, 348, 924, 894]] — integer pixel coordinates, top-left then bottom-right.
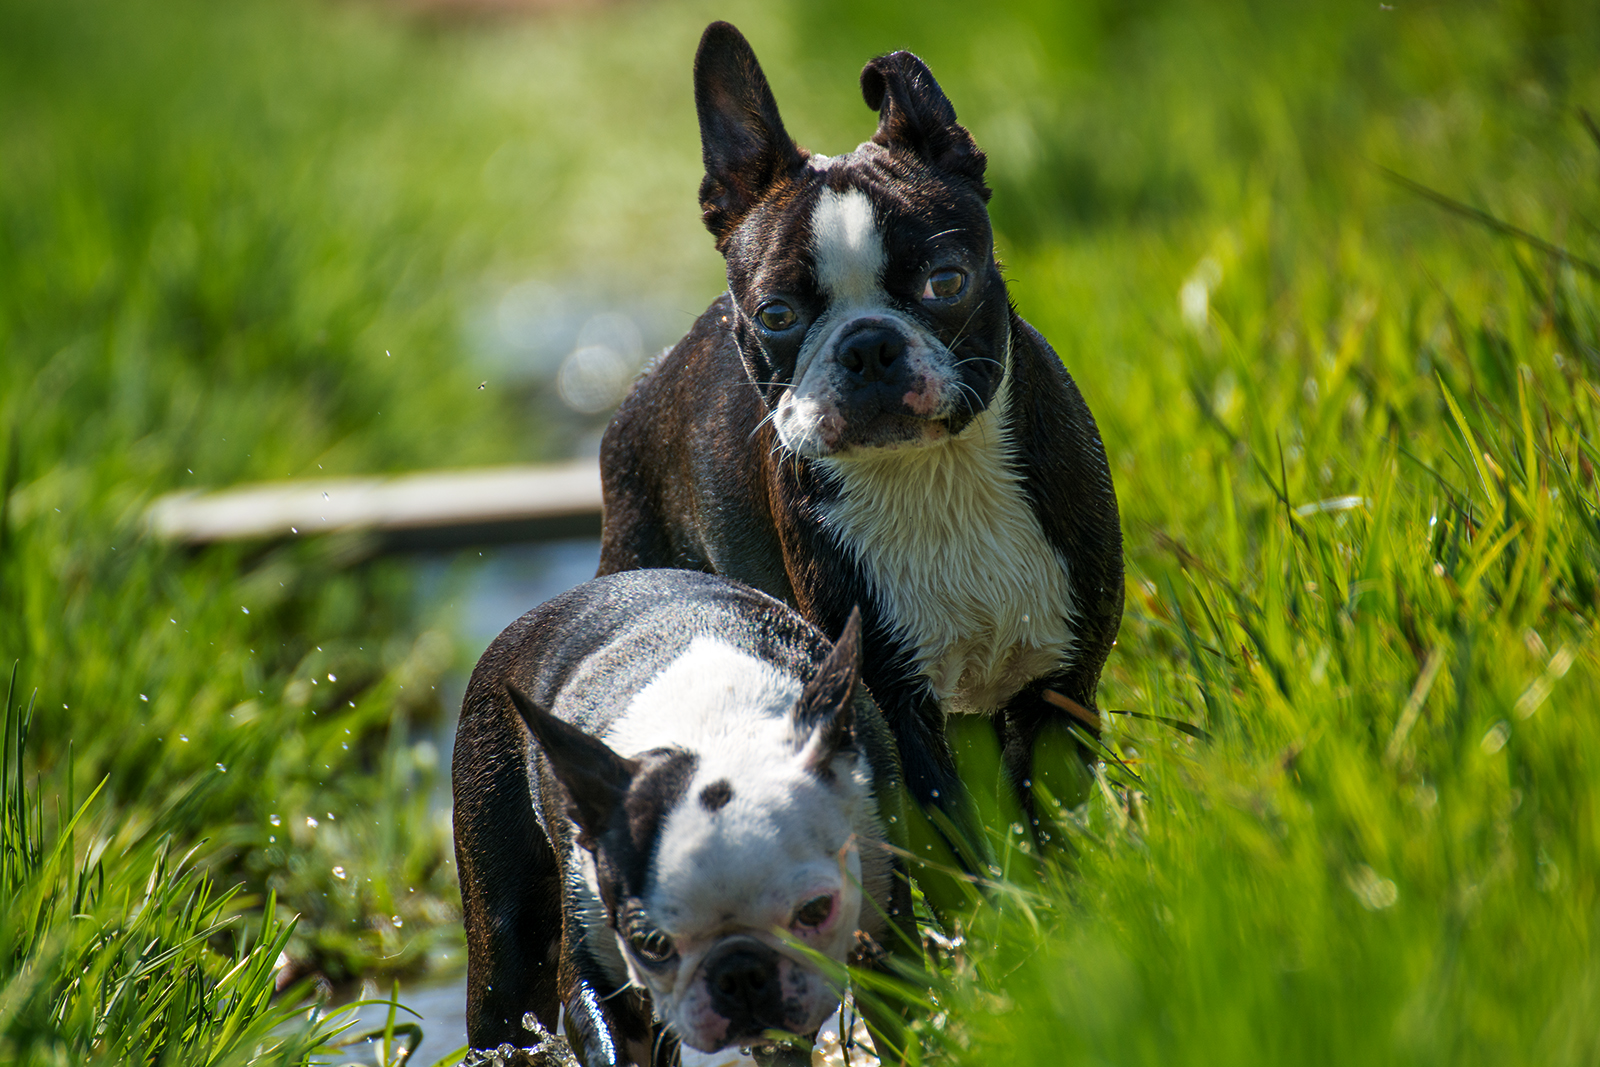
[[705, 942, 785, 1037]]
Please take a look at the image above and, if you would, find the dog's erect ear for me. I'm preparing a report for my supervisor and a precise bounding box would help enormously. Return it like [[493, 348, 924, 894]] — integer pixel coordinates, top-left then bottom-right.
[[796, 607, 863, 775], [860, 51, 987, 195], [695, 21, 806, 245], [505, 683, 638, 844]]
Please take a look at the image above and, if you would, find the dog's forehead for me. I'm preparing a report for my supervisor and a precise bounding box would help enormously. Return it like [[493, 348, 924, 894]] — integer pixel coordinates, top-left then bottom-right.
[[593, 636, 810, 894], [645, 760, 852, 928], [733, 151, 992, 297]]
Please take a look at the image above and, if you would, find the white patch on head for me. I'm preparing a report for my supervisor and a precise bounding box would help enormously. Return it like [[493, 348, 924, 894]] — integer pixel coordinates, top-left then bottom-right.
[[820, 370, 1078, 713], [600, 637, 892, 1052], [810, 188, 885, 307], [604, 637, 802, 756]]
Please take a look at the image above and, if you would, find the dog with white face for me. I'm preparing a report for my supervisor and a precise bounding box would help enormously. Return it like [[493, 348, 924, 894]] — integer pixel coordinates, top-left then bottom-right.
[[452, 569, 911, 1065]]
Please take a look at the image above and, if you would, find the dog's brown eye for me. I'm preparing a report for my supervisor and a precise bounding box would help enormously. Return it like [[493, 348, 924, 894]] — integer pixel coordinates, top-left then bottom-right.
[[921, 268, 966, 300], [757, 301, 798, 331], [628, 927, 677, 964], [793, 894, 833, 928]]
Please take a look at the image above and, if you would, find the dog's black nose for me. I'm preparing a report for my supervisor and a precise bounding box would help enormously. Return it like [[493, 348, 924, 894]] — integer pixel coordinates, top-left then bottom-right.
[[836, 326, 904, 382], [706, 945, 782, 1027]]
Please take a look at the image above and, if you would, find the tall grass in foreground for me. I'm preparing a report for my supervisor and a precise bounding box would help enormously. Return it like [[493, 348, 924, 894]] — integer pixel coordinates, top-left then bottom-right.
[[0, 666, 324, 1064], [917, 101, 1600, 1067], [1, 668, 469, 1065]]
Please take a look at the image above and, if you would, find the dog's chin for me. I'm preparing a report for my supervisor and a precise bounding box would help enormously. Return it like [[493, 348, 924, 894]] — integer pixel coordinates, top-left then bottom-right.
[[678, 1019, 827, 1057], [675, 1017, 821, 1056], [787, 411, 977, 460]]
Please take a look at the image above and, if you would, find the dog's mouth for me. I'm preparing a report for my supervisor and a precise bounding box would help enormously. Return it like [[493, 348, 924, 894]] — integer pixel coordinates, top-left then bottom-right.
[[742, 1032, 819, 1066], [823, 406, 978, 457]]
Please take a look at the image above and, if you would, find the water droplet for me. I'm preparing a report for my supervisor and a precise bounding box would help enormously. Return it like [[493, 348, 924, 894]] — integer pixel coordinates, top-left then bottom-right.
[[332, 866, 346, 879], [327, 673, 336, 682], [179, 735, 189, 742], [215, 763, 227, 773], [269, 814, 281, 826], [392, 915, 403, 928], [306, 816, 319, 828], [241, 606, 250, 614], [268, 835, 275, 843], [139, 694, 149, 702]]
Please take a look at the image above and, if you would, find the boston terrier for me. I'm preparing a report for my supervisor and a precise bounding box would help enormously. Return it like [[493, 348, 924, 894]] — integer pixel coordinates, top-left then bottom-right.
[[599, 23, 1124, 838], [452, 568, 912, 1065]]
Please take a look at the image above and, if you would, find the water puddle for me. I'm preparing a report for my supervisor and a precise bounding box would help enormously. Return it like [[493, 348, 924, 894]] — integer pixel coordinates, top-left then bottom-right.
[[337, 983, 877, 1067]]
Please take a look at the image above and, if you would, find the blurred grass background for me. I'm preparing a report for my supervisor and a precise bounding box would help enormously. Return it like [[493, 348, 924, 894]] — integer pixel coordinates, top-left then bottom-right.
[[2, 0, 1599, 1062]]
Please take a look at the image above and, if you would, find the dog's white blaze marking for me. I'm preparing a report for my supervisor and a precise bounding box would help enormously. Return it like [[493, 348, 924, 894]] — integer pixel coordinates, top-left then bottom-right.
[[780, 188, 942, 455], [607, 637, 802, 756], [811, 188, 885, 308], [820, 379, 1077, 713]]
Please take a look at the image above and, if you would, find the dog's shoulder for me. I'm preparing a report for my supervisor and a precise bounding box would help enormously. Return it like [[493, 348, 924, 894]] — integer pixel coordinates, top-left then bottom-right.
[[1005, 312, 1125, 703]]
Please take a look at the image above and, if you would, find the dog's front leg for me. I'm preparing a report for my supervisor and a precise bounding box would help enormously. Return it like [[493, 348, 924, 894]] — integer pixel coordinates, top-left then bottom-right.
[[558, 956, 668, 1067], [865, 687, 991, 919], [993, 680, 1099, 841]]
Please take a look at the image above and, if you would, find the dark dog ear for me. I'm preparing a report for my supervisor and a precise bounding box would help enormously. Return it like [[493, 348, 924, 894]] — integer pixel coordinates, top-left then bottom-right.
[[505, 683, 638, 843], [796, 607, 863, 774], [694, 21, 806, 245], [860, 51, 987, 194]]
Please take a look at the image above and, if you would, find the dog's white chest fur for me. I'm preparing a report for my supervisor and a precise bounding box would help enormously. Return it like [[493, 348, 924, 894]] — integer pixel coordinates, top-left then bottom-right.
[[819, 391, 1076, 714]]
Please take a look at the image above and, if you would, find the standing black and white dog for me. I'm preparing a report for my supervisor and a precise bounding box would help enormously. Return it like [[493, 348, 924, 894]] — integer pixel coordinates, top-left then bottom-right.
[[600, 23, 1123, 834], [452, 569, 910, 1064]]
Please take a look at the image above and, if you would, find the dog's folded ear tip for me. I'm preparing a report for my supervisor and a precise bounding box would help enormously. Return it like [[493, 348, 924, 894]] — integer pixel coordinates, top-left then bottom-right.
[[860, 51, 930, 108], [860, 65, 887, 111]]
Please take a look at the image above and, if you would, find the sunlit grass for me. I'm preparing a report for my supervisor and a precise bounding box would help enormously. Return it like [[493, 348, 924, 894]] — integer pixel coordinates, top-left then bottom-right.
[[2, 0, 1599, 1060]]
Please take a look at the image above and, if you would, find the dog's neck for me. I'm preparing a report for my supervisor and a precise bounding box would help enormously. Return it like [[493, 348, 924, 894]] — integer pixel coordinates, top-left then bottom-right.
[[817, 368, 1079, 713]]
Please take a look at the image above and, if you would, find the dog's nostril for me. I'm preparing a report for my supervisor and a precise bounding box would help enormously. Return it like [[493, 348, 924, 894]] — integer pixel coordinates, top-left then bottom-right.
[[708, 947, 780, 1016], [716, 961, 772, 994], [837, 327, 904, 381]]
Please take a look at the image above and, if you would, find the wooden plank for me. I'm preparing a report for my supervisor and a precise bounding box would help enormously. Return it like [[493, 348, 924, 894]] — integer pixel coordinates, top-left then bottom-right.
[[146, 459, 603, 551]]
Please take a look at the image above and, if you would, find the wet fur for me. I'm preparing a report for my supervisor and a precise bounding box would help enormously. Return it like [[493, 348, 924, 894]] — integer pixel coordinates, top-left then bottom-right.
[[599, 24, 1123, 828]]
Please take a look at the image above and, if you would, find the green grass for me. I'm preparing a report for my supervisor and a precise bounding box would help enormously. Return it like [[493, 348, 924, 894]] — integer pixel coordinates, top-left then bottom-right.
[[3, 0, 1600, 1061]]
